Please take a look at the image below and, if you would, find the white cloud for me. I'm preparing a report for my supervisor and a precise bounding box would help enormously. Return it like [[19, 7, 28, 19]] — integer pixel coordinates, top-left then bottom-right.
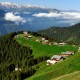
[[33, 12, 60, 18], [4, 12, 26, 24], [33, 12, 80, 20]]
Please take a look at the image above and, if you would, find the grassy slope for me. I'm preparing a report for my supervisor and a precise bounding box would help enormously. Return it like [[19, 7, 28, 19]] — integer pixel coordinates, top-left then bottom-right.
[[26, 53, 80, 80], [15, 34, 80, 80], [53, 71, 80, 80], [15, 34, 78, 57]]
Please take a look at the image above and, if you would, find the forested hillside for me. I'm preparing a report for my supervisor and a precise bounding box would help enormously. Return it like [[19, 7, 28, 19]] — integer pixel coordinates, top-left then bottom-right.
[[37, 23, 80, 45], [0, 32, 48, 80]]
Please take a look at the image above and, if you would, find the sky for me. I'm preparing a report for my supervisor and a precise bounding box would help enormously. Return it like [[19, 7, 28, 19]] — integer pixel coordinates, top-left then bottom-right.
[[0, 0, 80, 11]]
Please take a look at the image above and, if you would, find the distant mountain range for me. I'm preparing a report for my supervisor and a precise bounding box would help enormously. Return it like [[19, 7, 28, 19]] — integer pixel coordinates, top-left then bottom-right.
[[0, 2, 48, 9], [0, 2, 80, 36], [0, 2, 60, 12]]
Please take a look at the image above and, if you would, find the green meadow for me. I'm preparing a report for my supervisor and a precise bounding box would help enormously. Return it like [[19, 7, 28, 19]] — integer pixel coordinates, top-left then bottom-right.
[[15, 34, 80, 80], [26, 53, 80, 80], [53, 71, 80, 80], [15, 34, 78, 58]]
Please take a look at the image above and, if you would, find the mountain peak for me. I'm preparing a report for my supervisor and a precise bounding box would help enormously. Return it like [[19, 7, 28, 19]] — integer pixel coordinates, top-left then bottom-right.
[[0, 2, 48, 9], [1, 2, 12, 5], [0, 2, 21, 8]]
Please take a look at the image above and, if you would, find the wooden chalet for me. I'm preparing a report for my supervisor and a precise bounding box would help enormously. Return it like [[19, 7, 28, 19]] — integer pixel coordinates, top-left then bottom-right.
[[61, 51, 74, 57]]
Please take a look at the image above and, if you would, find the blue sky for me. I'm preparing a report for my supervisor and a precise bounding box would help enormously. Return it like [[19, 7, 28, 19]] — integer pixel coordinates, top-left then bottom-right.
[[0, 0, 80, 11]]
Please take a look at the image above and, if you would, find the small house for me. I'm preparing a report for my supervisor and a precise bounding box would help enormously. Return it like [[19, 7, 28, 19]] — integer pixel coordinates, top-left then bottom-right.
[[24, 36, 29, 39], [49, 42, 53, 45], [28, 36, 32, 38], [25, 36, 32, 39], [51, 55, 63, 62], [23, 31, 28, 34], [61, 51, 74, 57], [42, 40, 49, 44], [25, 35, 32, 39], [46, 60, 57, 65], [53, 42, 58, 45], [42, 38, 45, 41], [44, 40, 49, 44], [59, 42, 67, 46]]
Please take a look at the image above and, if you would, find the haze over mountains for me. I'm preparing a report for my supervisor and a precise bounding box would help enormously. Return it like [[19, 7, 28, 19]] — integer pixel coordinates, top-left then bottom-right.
[[0, 2, 80, 36]]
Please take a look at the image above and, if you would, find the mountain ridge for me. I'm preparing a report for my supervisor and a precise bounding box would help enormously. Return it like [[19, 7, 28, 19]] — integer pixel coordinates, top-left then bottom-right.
[[37, 23, 80, 44], [0, 2, 51, 9]]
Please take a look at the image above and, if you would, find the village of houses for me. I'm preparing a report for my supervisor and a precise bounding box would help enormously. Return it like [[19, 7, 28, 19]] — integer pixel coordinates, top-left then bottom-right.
[[46, 46, 80, 65], [15, 31, 80, 70]]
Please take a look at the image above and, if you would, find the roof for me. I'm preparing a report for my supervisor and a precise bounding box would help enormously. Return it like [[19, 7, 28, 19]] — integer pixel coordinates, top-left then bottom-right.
[[44, 40, 48, 42], [51, 55, 61, 60], [59, 43, 67, 45], [28, 36, 32, 37], [61, 51, 74, 55], [42, 38, 45, 40]]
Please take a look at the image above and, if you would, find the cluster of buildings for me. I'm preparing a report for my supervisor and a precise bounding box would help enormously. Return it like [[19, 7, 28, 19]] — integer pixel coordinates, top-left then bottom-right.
[[24, 35, 32, 39], [36, 37, 67, 46], [15, 31, 67, 46], [47, 51, 74, 65], [15, 31, 79, 68], [36, 38, 50, 44], [23, 31, 32, 39]]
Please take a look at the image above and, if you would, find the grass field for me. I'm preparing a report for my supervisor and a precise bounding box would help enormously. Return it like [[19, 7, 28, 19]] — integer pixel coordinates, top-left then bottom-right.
[[53, 71, 80, 80], [26, 53, 80, 80], [15, 34, 80, 80], [15, 34, 78, 58]]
